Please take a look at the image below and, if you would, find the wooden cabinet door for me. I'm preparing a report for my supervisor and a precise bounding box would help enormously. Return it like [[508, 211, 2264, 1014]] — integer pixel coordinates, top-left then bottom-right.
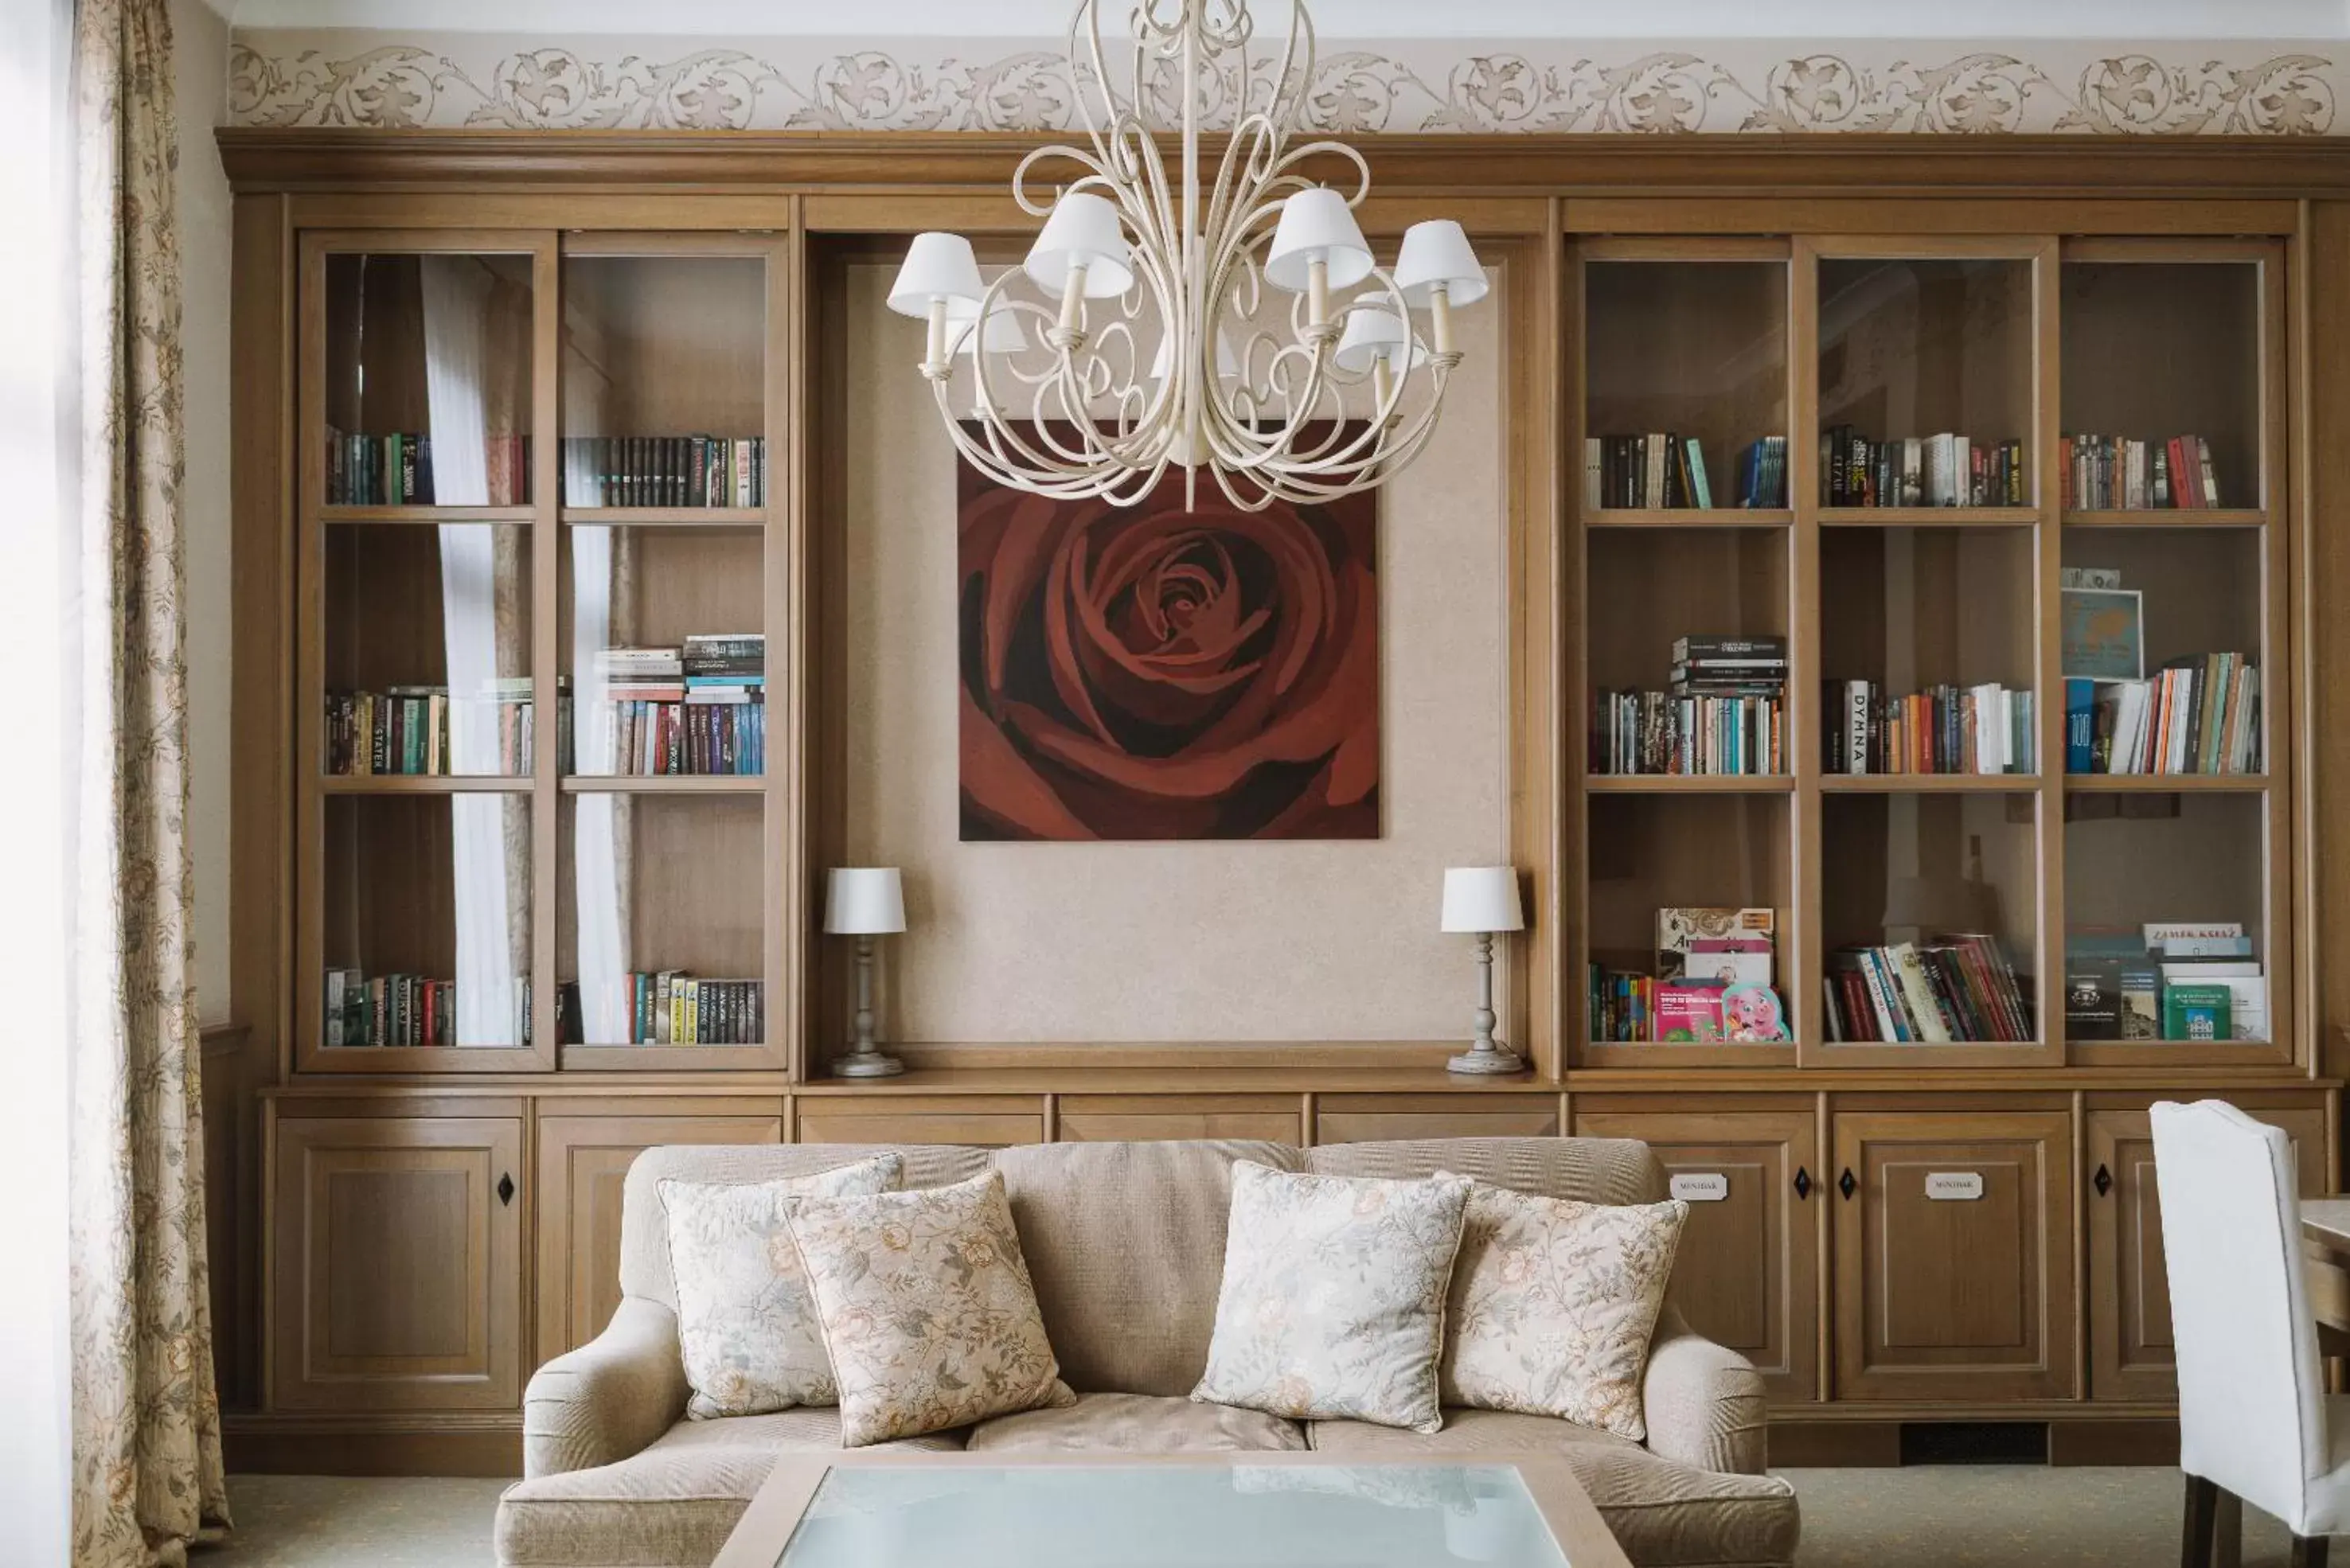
[[534, 1105, 783, 1367], [1573, 1104, 1821, 1404], [1057, 1096, 1302, 1145], [2087, 1098, 2329, 1402], [794, 1095, 1046, 1148], [1314, 1095, 1560, 1145], [1832, 1108, 2075, 1402], [271, 1114, 524, 1412]]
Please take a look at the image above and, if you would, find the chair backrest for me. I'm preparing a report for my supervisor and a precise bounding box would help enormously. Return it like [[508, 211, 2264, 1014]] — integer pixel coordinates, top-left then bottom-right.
[[2150, 1099, 2326, 1521]]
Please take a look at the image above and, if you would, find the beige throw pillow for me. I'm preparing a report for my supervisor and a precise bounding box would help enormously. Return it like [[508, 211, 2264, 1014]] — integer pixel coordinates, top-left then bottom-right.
[[1191, 1161, 1472, 1434], [1439, 1176, 1688, 1440], [786, 1168, 1075, 1446], [658, 1153, 902, 1420]]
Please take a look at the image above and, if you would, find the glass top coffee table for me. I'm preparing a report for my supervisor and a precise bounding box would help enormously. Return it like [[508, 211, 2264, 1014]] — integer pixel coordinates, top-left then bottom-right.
[[710, 1450, 1630, 1568]]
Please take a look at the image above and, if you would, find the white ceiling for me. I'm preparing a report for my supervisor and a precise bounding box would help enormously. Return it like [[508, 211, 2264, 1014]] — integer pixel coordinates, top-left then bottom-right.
[[226, 0, 2350, 38]]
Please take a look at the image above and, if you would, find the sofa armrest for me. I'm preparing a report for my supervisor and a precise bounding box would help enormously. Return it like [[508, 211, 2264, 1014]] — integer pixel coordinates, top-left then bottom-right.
[[521, 1295, 690, 1480], [1641, 1305, 1770, 1475]]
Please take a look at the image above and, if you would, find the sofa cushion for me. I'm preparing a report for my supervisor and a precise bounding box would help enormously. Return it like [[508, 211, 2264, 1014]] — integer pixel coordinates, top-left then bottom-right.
[[620, 1144, 994, 1313], [1308, 1408, 1799, 1568], [990, 1139, 1300, 1397], [1193, 1162, 1471, 1434], [966, 1392, 1306, 1453], [495, 1410, 962, 1568], [1309, 1136, 1665, 1206]]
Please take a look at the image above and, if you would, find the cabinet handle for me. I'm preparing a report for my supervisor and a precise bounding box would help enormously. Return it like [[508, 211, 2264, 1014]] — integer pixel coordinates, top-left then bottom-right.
[[1837, 1167, 1857, 1200], [2094, 1163, 2112, 1198], [1793, 1166, 1812, 1200], [498, 1172, 516, 1207]]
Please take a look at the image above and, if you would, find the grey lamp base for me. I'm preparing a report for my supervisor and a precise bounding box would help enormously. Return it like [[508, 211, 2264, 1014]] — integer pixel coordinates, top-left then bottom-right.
[[833, 1051, 904, 1078], [1447, 1044, 1527, 1075]]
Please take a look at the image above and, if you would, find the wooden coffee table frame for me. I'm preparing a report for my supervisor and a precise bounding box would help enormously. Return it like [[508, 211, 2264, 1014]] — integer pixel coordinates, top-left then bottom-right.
[[712, 1448, 1633, 1568]]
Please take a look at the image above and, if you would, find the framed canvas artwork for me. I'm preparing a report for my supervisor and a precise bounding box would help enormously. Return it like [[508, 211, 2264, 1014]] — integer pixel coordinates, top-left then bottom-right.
[[957, 425, 1380, 841]]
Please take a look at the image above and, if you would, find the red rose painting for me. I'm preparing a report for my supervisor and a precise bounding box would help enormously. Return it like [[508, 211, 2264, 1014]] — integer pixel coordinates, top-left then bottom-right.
[[958, 427, 1379, 841]]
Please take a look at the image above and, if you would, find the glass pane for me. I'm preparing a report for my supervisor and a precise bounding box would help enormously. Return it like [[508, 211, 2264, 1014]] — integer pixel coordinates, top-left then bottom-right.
[[1821, 792, 2040, 1043], [2065, 793, 2268, 1042], [2061, 261, 2260, 510], [558, 794, 765, 1047], [1585, 260, 1788, 509], [321, 794, 533, 1048], [323, 523, 536, 776], [323, 252, 534, 505], [1587, 794, 1791, 1045], [2059, 528, 2265, 774], [561, 255, 768, 510], [1587, 529, 1788, 776], [1817, 256, 2033, 507], [1819, 526, 2037, 775], [775, 1463, 1568, 1568], [564, 525, 767, 776]]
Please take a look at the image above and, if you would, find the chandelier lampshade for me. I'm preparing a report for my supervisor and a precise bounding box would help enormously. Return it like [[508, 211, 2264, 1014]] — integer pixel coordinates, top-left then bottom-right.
[[887, 0, 1485, 509]]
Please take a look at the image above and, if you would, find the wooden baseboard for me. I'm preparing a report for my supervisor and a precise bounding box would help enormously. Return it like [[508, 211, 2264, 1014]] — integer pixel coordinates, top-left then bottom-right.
[[1766, 1419, 1903, 1468], [2048, 1417, 2180, 1466], [224, 1413, 521, 1478]]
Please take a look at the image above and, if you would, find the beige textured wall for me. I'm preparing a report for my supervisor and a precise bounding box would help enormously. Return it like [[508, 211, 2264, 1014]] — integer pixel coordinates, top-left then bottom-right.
[[842, 263, 1510, 1045]]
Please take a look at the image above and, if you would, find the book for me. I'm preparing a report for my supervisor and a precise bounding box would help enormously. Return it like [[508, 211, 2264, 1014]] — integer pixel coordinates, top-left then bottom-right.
[[1654, 981, 1727, 1043], [1657, 907, 1777, 982], [2065, 961, 2122, 1041], [2060, 434, 2223, 510], [1820, 425, 2024, 507], [2060, 588, 2145, 680], [560, 435, 767, 509], [1822, 934, 2034, 1043], [2162, 983, 2233, 1042], [1821, 680, 2033, 775]]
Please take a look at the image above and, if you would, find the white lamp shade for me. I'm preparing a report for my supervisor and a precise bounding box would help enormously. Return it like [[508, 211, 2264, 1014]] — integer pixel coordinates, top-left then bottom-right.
[[826, 868, 907, 935], [1393, 219, 1489, 307], [1264, 186, 1375, 294], [1441, 866, 1524, 934], [887, 232, 985, 317], [1333, 309, 1426, 374], [1022, 192, 1134, 298], [951, 303, 1030, 358], [1149, 325, 1240, 384]]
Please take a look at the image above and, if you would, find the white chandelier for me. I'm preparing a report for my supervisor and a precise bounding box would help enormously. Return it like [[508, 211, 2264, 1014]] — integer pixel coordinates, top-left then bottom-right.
[[884, 0, 1487, 511]]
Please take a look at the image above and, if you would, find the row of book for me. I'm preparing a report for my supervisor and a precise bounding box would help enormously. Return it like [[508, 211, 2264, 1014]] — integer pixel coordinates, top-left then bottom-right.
[[1824, 681, 2036, 775], [1823, 934, 2036, 1043], [1580, 434, 1789, 509], [1590, 692, 1784, 775], [2068, 922, 2266, 1042], [2062, 656, 2259, 774], [323, 968, 529, 1048], [325, 429, 532, 506], [592, 635, 767, 777], [2060, 434, 2223, 510], [560, 435, 769, 509], [1590, 907, 1790, 1043], [325, 682, 572, 776], [556, 973, 765, 1046], [1821, 427, 2027, 508]]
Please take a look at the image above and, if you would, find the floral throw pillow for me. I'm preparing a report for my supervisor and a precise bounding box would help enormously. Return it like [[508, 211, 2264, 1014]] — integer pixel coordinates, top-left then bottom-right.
[[786, 1168, 1075, 1446], [1438, 1176, 1688, 1441], [1190, 1162, 1472, 1434], [658, 1154, 901, 1420]]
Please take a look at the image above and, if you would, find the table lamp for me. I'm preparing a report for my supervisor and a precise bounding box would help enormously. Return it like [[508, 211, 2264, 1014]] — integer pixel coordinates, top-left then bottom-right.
[[1442, 866, 1526, 1075], [825, 867, 907, 1078]]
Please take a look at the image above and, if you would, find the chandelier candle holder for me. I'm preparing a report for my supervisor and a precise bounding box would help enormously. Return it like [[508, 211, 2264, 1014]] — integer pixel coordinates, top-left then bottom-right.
[[883, 0, 1488, 509]]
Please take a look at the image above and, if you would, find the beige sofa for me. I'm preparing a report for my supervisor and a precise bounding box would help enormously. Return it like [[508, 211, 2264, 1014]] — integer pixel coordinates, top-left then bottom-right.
[[498, 1136, 1800, 1568]]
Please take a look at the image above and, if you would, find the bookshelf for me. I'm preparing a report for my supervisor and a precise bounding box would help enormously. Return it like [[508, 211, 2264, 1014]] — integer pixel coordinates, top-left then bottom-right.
[[1571, 232, 2293, 1071]]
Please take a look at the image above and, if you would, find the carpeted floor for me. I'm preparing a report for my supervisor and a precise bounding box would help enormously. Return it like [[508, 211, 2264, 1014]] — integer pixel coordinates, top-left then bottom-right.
[[200, 1466, 2310, 1566]]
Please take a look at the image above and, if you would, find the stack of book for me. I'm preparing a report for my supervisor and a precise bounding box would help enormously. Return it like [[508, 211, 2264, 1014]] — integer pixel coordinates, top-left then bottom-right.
[[1824, 681, 2036, 774], [1821, 427, 2026, 507], [2063, 657, 2259, 774], [560, 435, 767, 508], [2067, 922, 2264, 1042], [594, 634, 766, 776], [2060, 434, 2222, 509], [326, 679, 569, 775], [1733, 437, 1788, 508], [1591, 636, 1786, 776], [325, 429, 530, 505], [1589, 907, 1787, 1044], [324, 968, 529, 1047], [558, 972, 765, 1046], [1823, 934, 2035, 1043]]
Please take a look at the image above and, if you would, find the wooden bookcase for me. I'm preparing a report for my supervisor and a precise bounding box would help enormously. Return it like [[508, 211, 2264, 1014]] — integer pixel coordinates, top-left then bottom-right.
[[220, 133, 2350, 1474]]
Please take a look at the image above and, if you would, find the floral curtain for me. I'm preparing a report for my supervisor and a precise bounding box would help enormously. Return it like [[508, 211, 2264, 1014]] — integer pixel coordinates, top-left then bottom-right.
[[68, 1, 231, 1565]]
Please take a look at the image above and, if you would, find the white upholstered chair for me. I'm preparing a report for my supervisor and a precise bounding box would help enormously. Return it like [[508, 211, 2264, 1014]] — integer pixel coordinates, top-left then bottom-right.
[[2152, 1098, 2343, 1568]]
